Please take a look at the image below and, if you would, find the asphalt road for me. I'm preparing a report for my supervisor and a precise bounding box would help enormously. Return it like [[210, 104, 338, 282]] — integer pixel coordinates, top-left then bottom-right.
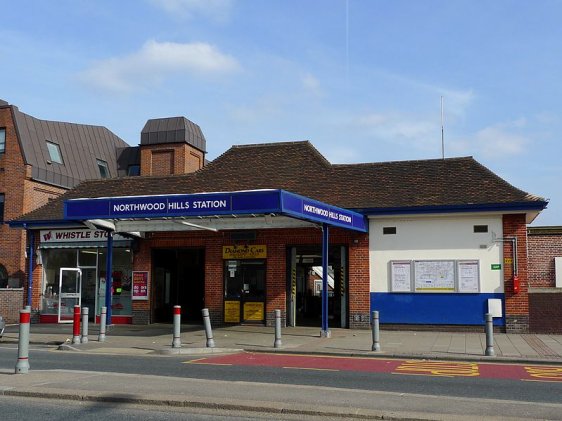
[[0, 345, 561, 405]]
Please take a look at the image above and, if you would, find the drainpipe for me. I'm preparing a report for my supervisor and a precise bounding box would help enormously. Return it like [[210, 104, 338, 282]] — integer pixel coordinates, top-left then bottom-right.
[[494, 236, 517, 275]]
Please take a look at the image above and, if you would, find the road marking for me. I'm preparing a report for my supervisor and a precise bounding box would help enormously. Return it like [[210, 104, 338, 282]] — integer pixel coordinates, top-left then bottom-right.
[[524, 366, 562, 382], [283, 366, 339, 372], [392, 372, 454, 378], [394, 360, 479, 377]]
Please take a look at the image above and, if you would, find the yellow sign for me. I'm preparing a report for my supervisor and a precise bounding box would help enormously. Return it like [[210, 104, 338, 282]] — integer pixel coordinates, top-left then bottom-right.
[[504, 258, 513, 264], [223, 245, 267, 259], [224, 300, 240, 323], [243, 302, 264, 321]]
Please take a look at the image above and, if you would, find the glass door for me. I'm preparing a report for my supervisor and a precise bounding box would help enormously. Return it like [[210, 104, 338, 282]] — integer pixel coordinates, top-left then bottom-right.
[[58, 268, 82, 323]]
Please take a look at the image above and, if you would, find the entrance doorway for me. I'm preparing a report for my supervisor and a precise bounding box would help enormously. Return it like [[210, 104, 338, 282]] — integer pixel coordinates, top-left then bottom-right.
[[152, 248, 205, 323], [287, 246, 348, 328]]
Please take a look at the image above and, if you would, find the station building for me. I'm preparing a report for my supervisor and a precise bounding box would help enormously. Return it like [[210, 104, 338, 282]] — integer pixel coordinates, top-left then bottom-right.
[[10, 114, 550, 334]]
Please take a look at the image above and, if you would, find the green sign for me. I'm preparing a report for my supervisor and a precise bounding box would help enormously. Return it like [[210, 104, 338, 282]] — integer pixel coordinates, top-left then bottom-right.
[[491, 264, 502, 270]]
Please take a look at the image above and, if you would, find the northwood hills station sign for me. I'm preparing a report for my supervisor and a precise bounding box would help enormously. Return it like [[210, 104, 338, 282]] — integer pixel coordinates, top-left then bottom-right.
[[63, 189, 368, 233]]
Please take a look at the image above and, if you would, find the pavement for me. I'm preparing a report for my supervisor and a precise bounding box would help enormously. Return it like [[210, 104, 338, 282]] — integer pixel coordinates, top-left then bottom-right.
[[1, 323, 561, 420]]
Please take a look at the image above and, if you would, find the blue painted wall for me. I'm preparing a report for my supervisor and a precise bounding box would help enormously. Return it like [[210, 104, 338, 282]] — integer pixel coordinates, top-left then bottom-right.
[[371, 293, 505, 326]]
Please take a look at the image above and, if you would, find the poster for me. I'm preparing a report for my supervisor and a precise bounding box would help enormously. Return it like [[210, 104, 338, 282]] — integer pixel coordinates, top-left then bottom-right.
[[224, 300, 240, 323], [414, 260, 455, 292], [457, 260, 480, 293], [390, 261, 412, 292], [243, 302, 264, 321], [132, 271, 149, 300]]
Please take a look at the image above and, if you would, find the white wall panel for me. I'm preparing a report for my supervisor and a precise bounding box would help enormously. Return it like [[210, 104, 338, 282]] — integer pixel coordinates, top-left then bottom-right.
[[369, 215, 504, 293]]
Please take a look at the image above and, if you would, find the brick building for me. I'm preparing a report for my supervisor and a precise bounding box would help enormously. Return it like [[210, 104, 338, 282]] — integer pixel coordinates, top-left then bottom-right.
[[0, 99, 132, 322], [12, 130, 548, 333], [527, 226, 562, 333]]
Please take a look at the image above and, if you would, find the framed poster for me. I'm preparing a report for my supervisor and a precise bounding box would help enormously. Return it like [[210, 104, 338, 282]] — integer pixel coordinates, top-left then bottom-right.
[[390, 261, 412, 292], [414, 260, 455, 292], [131, 271, 149, 300], [457, 260, 480, 293]]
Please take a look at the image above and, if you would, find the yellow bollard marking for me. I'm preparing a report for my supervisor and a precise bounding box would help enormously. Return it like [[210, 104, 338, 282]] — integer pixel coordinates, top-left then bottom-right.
[[394, 360, 480, 377]]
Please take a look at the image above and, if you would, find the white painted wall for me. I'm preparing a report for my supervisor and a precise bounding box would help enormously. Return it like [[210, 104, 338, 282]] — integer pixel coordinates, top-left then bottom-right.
[[369, 214, 504, 293]]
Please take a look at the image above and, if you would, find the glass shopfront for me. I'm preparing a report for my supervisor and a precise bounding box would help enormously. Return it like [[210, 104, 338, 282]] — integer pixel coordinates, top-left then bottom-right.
[[40, 247, 132, 321]]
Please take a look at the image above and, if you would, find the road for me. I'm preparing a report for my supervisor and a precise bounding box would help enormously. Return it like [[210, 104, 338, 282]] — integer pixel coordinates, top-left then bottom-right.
[[0, 344, 561, 419]]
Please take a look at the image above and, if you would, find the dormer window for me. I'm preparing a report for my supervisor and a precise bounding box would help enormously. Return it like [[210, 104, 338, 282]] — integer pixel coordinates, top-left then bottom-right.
[[97, 159, 109, 178], [46, 141, 63, 164]]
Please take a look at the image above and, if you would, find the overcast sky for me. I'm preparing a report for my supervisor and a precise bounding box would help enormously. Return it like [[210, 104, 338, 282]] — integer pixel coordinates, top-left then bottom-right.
[[2, 0, 560, 225]]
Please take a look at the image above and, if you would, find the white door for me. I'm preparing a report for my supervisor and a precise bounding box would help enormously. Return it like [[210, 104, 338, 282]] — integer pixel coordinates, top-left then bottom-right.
[[58, 267, 82, 323]]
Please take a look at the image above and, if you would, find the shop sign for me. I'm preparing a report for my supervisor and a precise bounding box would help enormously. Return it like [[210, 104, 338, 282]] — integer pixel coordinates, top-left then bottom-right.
[[40, 229, 126, 243], [223, 245, 267, 259], [243, 302, 264, 321], [224, 300, 240, 323], [132, 271, 149, 300]]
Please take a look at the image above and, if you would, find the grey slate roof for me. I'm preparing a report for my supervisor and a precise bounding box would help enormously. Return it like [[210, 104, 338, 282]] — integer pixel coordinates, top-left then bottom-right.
[[13, 141, 547, 224], [9, 104, 129, 188], [141, 116, 206, 152]]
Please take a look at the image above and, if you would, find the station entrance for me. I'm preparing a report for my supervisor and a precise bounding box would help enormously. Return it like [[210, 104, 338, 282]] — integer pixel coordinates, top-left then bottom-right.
[[287, 245, 348, 328], [152, 248, 205, 323]]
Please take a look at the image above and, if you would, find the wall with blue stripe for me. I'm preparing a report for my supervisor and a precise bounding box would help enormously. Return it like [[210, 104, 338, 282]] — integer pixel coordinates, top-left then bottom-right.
[[371, 292, 505, 326]]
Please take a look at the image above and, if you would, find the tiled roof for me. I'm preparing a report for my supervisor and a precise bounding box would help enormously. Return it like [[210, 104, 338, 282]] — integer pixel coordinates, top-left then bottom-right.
[[14, 140, 546, 222]]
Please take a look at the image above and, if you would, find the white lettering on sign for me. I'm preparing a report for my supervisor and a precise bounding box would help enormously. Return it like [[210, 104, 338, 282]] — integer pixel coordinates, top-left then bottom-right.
[[192, 200, 227, 209], [303, 204, 352, 225], [113, 202, 166, 213]]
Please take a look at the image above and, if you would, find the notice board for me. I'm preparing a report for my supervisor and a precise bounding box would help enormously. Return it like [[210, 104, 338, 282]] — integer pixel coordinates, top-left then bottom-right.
[[414, 260, 455, 292], [390, 261, 412, 292], [457, 260, 480, 293]]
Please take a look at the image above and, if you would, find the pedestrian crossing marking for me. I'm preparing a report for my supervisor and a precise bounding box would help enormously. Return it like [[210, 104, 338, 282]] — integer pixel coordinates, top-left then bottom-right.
[[394, 360, 479, 377]]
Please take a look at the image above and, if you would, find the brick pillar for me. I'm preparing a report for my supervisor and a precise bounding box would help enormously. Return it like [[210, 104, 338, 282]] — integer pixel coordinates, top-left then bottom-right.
[[503, 214, 529, 333], [348, 234, 370, 329]]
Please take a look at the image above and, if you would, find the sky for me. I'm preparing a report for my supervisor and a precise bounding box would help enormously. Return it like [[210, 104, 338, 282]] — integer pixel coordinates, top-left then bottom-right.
[[1, 0, 561, 225]]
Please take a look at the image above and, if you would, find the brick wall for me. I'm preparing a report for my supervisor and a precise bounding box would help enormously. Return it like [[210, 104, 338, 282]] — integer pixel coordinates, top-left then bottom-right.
[[0, 106, 66, 322], [529, 292, 562, 333], [503, 214, 529, 333], [140, 143, 204, 176], [131, 227, 370, 328], [0, 289, 24, 323], [528, 232, 562, 288]]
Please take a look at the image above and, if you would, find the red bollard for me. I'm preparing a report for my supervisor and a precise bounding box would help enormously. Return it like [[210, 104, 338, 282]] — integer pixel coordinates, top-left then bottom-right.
[[72, 305, 81, 344], [172, 305, 181, 348], [15, 308, 31, 374]]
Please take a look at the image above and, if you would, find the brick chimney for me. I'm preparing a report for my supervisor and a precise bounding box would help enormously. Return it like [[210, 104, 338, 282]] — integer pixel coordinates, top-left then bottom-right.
[[139, 117, 206, 176]]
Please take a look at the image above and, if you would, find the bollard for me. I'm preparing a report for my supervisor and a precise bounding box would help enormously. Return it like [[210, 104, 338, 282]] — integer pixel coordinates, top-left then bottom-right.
[[172, 305, 181, 348], [98, 306, 107, 342], [15, 308, 31, 374], [81, 307, 89, 344], [72, 305, 81, 344], [485, 313, 495, 356], [371, 310, 381, 352], [274, 309, 282, 348], [201, 308, 215, 348]]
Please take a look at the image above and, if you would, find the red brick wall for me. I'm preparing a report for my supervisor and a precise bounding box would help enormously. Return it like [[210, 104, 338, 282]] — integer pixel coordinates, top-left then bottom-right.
[[140, 144, 204, 176], [131, 227, 370, 327], [502, 214, 529, 332], [528, 233, 562, 287], [0, 107, 66, 321]]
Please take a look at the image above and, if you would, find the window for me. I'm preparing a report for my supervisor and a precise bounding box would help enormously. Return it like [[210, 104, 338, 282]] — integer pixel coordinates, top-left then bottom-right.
[[97, 159, 109, 178], [383, 226, 397, 235], [0, 128, 5, 153], [127, 164, 140, 176], [0, 194, 4, 223], [46, 141, 63, 164], [474, 225, 488, 233], [0, 264, 7, 288]]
